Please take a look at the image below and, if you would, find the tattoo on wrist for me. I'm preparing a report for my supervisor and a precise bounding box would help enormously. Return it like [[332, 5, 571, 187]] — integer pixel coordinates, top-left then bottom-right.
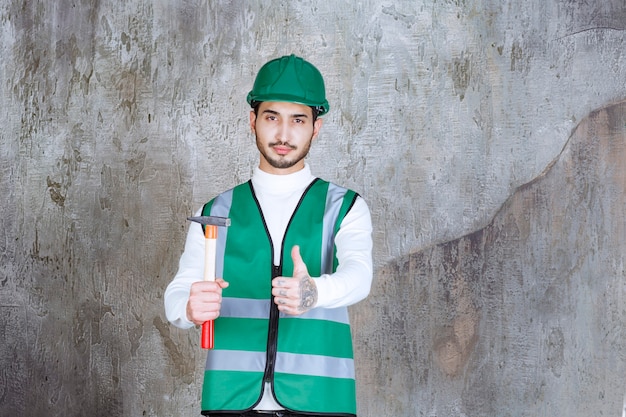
[[299, 276, 317, 310]]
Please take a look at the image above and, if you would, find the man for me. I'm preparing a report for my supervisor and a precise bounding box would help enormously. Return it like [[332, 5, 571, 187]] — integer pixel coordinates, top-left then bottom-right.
[[164, 54, 373, 417]]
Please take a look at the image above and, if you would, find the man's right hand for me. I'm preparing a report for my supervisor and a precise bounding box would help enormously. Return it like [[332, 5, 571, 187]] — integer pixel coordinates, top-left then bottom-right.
[[186, 278, 229, 325]]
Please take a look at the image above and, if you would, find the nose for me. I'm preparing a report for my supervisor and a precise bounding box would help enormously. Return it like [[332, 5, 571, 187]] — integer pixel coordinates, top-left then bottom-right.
[[275, 120, 289, 143]]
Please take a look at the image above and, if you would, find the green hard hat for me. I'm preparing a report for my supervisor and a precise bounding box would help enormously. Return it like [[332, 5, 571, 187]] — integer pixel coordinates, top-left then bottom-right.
[[247, 54, 330, 116]]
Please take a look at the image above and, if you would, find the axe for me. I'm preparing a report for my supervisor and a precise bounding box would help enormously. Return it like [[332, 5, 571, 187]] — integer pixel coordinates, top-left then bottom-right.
[[187, 215, 231, 349]]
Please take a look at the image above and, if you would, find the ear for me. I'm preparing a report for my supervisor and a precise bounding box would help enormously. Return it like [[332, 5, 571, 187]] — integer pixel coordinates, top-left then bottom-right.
[[312, 117, 323, 140], [249, 110, 257, 134]]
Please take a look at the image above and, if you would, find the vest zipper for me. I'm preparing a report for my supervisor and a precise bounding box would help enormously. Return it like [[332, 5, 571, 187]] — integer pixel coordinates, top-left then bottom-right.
[[263, 264, 281, 384]]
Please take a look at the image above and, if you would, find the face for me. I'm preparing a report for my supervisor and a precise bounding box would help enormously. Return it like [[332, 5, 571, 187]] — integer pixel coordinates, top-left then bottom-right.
[[250, 101, 323, 175]]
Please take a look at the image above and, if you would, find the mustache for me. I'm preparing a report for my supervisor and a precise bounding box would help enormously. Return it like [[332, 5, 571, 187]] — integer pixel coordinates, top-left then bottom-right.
[[269, 141, 297, 149]]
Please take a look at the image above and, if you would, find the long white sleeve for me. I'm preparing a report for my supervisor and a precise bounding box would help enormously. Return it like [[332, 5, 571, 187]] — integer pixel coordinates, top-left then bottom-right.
[[163, 207, 205, 329], [314, 196, 373, 308]]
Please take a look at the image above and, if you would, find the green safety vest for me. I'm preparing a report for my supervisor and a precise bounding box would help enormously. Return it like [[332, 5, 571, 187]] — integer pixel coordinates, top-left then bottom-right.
[[199, 178, 359, 416]]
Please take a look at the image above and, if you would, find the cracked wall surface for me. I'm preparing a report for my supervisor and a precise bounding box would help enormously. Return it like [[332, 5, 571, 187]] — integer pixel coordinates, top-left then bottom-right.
[[356, 101, 626, 416], [1, 1, 625, 416]]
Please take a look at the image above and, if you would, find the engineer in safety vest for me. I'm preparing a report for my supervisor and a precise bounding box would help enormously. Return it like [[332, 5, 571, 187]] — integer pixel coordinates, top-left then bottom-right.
[[164, 54, 373, 417]]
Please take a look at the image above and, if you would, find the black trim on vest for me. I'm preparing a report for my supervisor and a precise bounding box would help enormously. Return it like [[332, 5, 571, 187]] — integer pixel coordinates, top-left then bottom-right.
[[345, 193, 359, 215]]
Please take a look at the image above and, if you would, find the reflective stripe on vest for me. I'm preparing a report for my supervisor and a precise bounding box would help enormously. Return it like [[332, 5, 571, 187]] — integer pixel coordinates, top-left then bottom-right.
[[207, 349, 355, 379], [220, 297, 350, 324]]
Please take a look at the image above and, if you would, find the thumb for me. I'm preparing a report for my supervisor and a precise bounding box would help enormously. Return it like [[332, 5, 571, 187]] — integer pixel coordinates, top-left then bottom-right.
[[291, 245, 309, 278]]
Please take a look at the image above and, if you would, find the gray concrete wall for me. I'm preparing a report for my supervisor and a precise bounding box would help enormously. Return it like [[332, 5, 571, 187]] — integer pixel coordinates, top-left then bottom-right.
[[1, 1, 625, 416]]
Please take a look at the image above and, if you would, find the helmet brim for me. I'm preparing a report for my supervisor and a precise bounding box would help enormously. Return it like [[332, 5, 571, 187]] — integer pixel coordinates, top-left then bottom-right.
[[247, 92, 329, 116]]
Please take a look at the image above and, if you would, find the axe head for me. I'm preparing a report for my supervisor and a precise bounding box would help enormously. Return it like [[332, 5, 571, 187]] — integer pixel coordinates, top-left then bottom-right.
[[187, 216, 231, 227]]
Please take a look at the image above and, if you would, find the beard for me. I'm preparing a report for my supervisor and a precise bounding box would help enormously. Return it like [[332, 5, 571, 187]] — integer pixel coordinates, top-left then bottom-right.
[[256, 136, 313, 170]]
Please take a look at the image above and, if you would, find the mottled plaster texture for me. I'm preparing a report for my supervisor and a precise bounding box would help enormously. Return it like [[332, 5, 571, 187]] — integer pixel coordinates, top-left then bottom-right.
[[1, 1, 625, 416]]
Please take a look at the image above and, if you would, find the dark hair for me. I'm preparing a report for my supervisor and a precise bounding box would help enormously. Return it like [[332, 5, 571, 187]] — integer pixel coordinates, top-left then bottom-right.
[[252, 101, 319, 122]]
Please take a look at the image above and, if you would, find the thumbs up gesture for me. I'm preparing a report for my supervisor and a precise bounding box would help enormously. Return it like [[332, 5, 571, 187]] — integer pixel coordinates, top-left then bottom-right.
[[271, 245, 318, 315]]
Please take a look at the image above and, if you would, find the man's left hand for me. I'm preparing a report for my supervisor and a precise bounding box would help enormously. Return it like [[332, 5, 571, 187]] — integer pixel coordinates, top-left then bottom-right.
[[271, 245, 318, 315]]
